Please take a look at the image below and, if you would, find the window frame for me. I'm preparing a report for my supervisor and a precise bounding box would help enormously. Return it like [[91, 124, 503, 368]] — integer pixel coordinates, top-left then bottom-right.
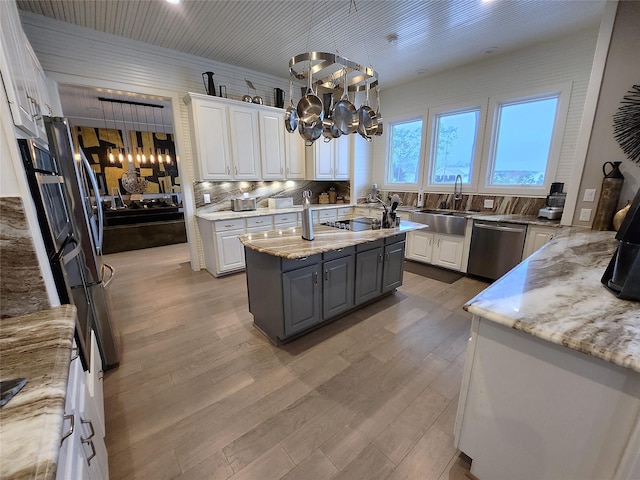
[[478, 82, 572, 196], [383, 114, 427, 190], [424, 100, 487, 193]]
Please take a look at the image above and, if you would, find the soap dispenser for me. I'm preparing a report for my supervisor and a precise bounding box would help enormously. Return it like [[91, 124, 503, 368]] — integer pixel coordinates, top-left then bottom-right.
[[302, 190, 314, 241]]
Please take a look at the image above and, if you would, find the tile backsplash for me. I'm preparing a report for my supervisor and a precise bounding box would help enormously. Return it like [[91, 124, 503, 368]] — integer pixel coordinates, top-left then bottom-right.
[[363, 191, 547, 216], [194, 180, 350, 211]]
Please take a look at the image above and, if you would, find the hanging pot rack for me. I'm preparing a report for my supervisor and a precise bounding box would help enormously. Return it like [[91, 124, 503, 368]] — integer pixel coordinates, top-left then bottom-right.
[[288, 51, 378, 92]]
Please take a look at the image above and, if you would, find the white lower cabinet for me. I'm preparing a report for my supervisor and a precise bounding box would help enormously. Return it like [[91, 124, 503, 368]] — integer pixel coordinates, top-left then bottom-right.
[[522, 225, 558, 259], [406, 230, 434, 264], [57, 336, 108, 480], [215, 229, 245, 274], [432, 233, 465, 270], [406, 231, 465, 271]]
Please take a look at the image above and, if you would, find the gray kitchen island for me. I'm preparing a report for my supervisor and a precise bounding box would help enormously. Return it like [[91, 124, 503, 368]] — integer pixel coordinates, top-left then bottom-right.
[[238, 219, 426, 344]]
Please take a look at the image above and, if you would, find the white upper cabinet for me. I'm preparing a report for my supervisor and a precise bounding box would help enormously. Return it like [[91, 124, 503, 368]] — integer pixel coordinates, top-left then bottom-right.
[[186, 94, 232, 180], [186, 93, 303, 181], [306, 135, 350, 180], [228, 104, 261, 180], [259, 110, 287, 180], [284, 131, 306, 179], [1, 0, 51, 142]]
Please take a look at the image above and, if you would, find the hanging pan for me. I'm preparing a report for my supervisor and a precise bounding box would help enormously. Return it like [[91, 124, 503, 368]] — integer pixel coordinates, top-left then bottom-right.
[[357, 81, 377, 141], [322, 92, 342, 142], [284, 79, 298, 133], [297, 67, 324, 125], [374, 84, 383, 136], [333, 69, 358, 134], [298, 119, 323, 145]]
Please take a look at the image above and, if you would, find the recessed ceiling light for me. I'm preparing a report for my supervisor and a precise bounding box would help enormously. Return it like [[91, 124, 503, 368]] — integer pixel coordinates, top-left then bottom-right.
[[416, 68, 428, 75], [166, 0, 180, 4], [387, 34, 398, 46], [482, 46, 499, 55]]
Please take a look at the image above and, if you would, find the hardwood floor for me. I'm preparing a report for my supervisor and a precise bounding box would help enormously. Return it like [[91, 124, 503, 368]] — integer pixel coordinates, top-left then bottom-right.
[[103, 243, 488, 480]]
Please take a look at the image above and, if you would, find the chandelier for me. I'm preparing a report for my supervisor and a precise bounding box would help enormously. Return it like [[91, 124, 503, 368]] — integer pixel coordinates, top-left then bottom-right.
[[99, 97, 172, 166]]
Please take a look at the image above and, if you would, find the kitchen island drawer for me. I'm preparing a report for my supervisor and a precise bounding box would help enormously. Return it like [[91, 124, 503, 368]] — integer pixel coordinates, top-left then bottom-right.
[[214, 218, 245, 232], [323, 246, 355, 261], [281, 254, 321, 272]]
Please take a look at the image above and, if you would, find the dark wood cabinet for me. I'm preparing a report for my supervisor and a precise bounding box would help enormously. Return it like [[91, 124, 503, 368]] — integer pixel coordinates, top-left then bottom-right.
[[283, 264, 322, 336], [244, 233, 406, 344], [322, 254, 355, 319]]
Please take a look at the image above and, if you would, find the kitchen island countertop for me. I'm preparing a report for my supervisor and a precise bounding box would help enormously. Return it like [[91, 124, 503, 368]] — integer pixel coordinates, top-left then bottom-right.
[[238, 220, 426, 259], [0, 305, 77, 480], [464, 227, 640, 372]]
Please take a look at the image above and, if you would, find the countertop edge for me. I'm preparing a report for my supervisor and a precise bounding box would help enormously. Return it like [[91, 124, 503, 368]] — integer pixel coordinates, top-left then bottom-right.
[[239, 222, 425, 259], [466, 304, 640, 373], [0, 304, 78, 480]]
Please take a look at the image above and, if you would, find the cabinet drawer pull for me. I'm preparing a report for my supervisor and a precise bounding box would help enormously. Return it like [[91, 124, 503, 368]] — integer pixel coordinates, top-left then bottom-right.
[[325, 269, 329, 281], [83, 439, 96, 465], [60, 414, 74, 445], [314, 271, 319, 284], [224, 224, 234, 228], [81, 417, 95, 440], [378, 253, 382, 263]]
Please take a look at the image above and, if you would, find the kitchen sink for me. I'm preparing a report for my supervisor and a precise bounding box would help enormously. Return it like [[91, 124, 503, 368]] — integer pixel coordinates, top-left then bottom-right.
[[410, 210, 468, 235]]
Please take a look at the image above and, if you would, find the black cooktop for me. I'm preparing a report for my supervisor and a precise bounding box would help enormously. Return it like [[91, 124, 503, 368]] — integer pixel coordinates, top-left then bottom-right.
[[322, 217, 378, 231]]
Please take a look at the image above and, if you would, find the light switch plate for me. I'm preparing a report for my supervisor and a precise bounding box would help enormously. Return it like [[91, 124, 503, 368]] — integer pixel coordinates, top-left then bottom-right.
[[583, 189, 596, 202], [203, 193, 211, 203], [579, 208, 591, 221], [483, 199, 494, 209]]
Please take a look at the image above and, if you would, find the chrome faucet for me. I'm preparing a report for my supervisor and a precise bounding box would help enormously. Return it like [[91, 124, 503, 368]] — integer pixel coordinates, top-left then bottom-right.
[[453, 174, 463, 210]]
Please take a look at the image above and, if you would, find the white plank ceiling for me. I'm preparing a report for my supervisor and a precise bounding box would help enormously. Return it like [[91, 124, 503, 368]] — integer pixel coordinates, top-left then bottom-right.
[[17, 0, 607, 123]]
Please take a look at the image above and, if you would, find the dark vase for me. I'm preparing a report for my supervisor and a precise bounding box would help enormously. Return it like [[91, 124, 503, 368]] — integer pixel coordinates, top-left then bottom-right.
[[592, 161, 624, 230]]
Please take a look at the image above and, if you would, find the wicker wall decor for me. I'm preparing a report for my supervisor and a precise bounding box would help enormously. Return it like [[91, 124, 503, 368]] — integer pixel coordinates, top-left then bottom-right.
[[613, 84, 640, 164]]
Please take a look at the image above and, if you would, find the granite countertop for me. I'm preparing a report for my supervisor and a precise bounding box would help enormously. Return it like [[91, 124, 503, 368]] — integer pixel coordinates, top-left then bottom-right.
[[470, 213, 562, 227], [239, 220, 426, 259], [0, 305, 77, 480], [464, 228, 640, 372], [195, 203, 351, 221], [196, 204, 561, 227]]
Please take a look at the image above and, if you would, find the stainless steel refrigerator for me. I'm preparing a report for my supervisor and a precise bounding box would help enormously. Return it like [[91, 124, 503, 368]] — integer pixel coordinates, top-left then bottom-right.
[[43, 116, 120, 370]]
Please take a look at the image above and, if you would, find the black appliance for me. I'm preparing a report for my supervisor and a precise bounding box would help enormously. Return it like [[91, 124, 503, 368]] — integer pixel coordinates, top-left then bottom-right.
[[19, 117, 121, 371], [322, 217, 380, 231], [601, 188, 640, 301], [19, 138, 92, 369]]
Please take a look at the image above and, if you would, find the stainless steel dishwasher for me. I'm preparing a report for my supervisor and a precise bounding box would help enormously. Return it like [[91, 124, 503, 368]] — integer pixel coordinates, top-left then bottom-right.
[[467, 220, 527, 280]]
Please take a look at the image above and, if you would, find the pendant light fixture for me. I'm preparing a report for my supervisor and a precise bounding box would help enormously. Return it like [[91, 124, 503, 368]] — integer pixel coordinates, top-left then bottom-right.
[[160, 106, 171, 164]]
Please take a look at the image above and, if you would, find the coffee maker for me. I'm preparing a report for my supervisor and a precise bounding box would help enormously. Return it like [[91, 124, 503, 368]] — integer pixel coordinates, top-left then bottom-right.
[[538, 182, 566, 220], [601, 188, 640, 301]]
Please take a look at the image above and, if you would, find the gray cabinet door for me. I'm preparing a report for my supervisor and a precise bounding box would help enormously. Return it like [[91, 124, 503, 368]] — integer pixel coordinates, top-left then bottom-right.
[[355, 247, 383, 306], [283, 264, 321, 336], [323, 255, 355, 319], [382, 241, 406, 292]]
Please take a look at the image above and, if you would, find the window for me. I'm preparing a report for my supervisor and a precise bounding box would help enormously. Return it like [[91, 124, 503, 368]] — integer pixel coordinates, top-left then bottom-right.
[[387, 119, 423, 185], [427, 107, 481, 187], [485, 93, 563, 189]]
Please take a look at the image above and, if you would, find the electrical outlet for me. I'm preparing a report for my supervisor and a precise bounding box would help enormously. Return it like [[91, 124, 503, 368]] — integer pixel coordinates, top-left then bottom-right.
[[583, 189, 596, 202], [483, 199, 494, 209], [203, 193, 211, 203], [579, 208, 591, 221]]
